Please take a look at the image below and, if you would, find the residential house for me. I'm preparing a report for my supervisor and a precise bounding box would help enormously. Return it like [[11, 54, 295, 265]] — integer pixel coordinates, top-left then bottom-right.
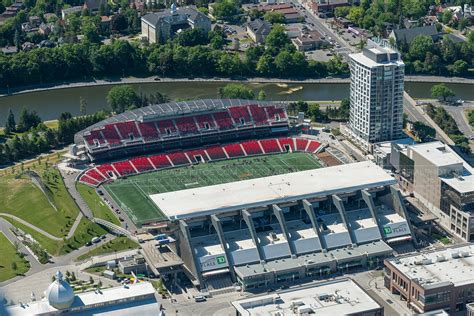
[[38, 22, 55, 36], [141, 4, 211, 44], [247, 4, 302, 23], [1, 46, 18, 54], [390, 25, 439, 45], [304, 0, 349, 15], [246, 19, 271, 44], [83, 0, 107, 13]]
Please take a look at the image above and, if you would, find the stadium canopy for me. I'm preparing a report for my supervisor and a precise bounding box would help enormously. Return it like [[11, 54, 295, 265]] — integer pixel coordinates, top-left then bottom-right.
[[150, 161, 396, 220]]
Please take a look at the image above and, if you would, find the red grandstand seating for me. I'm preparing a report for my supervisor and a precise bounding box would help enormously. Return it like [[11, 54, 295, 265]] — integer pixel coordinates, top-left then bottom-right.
[[228, 106, 251, 125], [86, 168, 106, 182], [248, 105, 269, 126], [266, 106, 287, 121], [80, 175, 99, 186], [101, 125, 121, 145], [112, 160, 137, 176], [130, 157, 154, 172], [149, 154, 172, 169], [156, 119, 177, 136], [212, 111, 234, 130], [278, 137, 295, 152], [195, 114, 216, 130], [84, 130, 106, 147], [223, 143, 245, 158], [186, 149, 208, 162], [259, 139, 282, 154], [138, 122, 160, 141], [175, 116, 199, 135], [97, 164, 117, 178], [306, 140, 321, 153], [205, 145, 227, 160], [241, 140, 263, 156], [295, 138, 309, 151], [115, 121, 140, 140], [167, 152, 190, 166]]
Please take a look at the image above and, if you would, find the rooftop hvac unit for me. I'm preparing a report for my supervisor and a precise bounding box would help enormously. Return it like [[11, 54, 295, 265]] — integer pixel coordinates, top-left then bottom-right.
[[452, 251, 461, 259], [461, 251, 470, 257], [421, 259, 432, 265], [436, 255, 446, 262]]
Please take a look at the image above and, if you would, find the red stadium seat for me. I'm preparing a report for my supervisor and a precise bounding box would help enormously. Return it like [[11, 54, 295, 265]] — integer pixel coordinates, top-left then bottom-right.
[[97, 164, 117, 178], [175, 116, 199, 135], [137, 122, 161, 141], [248, 104, 269, 126], [195, 114, 216, 130], [167, 152, 190, 166], [306, 140, 321, 153], [223, 143, 245, 158], [149, 154, 172, 169], [84, 129, 106, 147], [295, 138, 309, 152], [156, 119, 177, 136], [212, 111, 234, 130], [80, 175, 99, 186], [205, 145, 227, 160], [186, 149, 208, 163], [241, 140, 263, 156], [259, 139, 282, 154], [228, 106, 251, 125], [115, 121, 140, 141], [130, 156, 154, 172], [86, 168, 106, 182], [278, 137, 295, 152], [112, 160, 137, 176], [265, 106, 286, 121], [101, 125, 121, 146]]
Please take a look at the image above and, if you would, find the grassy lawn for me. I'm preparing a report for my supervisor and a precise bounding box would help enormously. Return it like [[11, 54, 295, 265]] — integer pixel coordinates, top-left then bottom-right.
[[4, 217, 107, 256], [75, 236, 138, 262], [76, 183, 120, 225], [0, 233, 30, 282], [104, 152, 321, 226], [0, 160, 80, 238]]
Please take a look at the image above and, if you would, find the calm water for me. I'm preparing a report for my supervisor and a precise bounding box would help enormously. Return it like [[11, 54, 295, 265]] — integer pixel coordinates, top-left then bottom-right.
[[0, 81, 472, 125]]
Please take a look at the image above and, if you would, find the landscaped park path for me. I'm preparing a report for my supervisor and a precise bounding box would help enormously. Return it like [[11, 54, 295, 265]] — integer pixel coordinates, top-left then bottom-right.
[[0, 212, 83, 240]]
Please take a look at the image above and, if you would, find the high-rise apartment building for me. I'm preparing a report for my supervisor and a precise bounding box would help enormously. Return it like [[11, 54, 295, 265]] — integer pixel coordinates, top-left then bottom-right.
[[347, 40, 405, 151]]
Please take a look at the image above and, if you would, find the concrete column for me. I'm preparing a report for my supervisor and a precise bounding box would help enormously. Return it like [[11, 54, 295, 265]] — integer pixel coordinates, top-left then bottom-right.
[[179, 220, 204, 287], [272, 204, 297, 256], [361, 190, 384, 240], [241, 209, 265, 262], [390, 185, 418, 245], [302, 199, 326, 250], [332, 195, 357, 245], [210, 215, 236, 282]]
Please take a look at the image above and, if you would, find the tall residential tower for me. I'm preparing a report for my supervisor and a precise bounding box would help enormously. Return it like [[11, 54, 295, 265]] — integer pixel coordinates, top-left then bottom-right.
[[347, 40, 405, 151]]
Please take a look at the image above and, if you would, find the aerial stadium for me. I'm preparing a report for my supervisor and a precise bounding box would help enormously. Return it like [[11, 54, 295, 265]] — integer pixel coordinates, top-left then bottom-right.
[[72, 99, 415, 290]]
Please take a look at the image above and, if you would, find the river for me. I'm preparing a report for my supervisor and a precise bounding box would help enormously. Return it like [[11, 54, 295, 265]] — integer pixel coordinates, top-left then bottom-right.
[[0, 81, 472, 124]]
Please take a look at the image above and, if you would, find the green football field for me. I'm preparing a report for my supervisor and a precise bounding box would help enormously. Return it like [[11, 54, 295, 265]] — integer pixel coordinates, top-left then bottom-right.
[[104, 152, 322, 226]]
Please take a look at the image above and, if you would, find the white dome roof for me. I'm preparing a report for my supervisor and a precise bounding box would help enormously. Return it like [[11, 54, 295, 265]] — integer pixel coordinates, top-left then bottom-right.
[[46, 271, 75, 310]]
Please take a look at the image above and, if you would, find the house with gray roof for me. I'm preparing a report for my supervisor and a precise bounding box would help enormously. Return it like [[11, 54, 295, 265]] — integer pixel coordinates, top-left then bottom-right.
[[141, 4, 211, 44], [389, 25, 439, 45], [246, 19, 271, 44]]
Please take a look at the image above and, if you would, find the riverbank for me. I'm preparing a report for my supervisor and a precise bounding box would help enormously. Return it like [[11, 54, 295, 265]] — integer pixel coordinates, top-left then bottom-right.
[[2, 75, 473, 97]]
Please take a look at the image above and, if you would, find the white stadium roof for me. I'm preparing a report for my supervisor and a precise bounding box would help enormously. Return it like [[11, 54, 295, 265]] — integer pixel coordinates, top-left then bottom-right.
[[150, 161, 396, 220]]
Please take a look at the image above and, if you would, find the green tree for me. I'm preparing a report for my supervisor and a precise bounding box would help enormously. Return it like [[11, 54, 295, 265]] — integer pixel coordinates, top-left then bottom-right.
[[212, 0, 240, 20], [431, 84, 455, 101], [411, 121, 435, 142], [264, 11, 285, 24], [347, 6, 364, 25], [442, 10, 453, 25], [219, 83, 254, 99], [5, 109, 16, 134], [265, 24, 291, 50], [257, 90, 266, 100], [17, 108, 41, 132], [11, 261, 17, 270], [176, 28, 209, 46], [107, 85, 139, 113], [334, 6, 350, 17], [79, 96, 87, 115], [447, 60, 468, 76], [409, 35, 434, 61]]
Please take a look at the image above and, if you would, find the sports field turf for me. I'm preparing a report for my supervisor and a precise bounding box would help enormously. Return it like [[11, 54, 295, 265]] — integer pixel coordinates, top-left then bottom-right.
[[104, 152, 322, 226]]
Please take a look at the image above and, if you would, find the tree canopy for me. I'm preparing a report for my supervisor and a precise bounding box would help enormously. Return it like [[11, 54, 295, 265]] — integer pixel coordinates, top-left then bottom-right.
[[431, 84, 455, 101], [106, 85, 139, 113], [219, 83, 255, 99]]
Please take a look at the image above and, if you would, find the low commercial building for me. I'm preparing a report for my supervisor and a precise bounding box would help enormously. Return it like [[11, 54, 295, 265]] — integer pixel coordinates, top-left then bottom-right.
[[292, 30, 327, 51], [246, 4, 302, 23], [384, 243, 474, 314], [232, 278, 383, 315], [119, 255, 148, 274], [304, 0, 349, 15], [391, 141, 474, 242]]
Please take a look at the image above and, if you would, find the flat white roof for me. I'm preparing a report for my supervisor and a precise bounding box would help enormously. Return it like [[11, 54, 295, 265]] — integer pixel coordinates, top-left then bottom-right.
[[232, 278, 381, 315], [389, 244, 474, 288], [150, 161, 395, 220]]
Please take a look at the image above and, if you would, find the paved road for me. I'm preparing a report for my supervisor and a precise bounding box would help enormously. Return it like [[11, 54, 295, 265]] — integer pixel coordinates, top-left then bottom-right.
[[59, 168, 93, 219], [442, 103, 474, 138]]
